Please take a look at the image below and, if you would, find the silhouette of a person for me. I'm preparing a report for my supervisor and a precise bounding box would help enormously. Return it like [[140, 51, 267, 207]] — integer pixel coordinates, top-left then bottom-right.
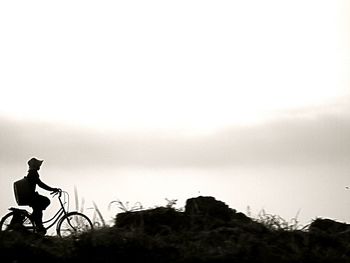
[[26, 157, 59, 234]]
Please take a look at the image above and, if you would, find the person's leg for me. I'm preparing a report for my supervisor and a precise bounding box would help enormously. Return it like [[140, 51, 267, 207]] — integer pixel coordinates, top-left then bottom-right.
[[31, 208, 43, 226], [30, 194, 50, 233]]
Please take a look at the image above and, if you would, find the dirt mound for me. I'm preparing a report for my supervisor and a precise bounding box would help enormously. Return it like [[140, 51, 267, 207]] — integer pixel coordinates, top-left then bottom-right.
[[116, 196, 265, 234]]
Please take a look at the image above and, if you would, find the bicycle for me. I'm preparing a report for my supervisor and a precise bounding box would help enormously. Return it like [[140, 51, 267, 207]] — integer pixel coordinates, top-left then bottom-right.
[[0, 189, 93, 237]]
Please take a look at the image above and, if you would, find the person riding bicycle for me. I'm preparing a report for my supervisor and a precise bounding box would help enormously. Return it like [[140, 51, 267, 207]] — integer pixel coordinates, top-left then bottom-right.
[[25, 157, 60, 234]]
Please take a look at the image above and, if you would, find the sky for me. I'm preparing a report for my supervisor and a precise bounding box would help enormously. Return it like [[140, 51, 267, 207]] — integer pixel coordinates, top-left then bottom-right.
[[0, 0, 349, 228]]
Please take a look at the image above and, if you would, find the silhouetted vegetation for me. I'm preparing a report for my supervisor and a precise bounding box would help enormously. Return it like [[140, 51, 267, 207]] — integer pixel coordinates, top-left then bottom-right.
[[1, 196, 350, 263]]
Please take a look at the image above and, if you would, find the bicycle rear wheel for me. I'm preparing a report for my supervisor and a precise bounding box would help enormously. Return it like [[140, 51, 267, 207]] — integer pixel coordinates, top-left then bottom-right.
[[0, 211, 35, 233], [56, 212, 93, 237]]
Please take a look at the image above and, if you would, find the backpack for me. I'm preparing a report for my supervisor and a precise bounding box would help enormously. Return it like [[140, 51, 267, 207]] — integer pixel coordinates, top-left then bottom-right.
[[13, 177, 32, 206]]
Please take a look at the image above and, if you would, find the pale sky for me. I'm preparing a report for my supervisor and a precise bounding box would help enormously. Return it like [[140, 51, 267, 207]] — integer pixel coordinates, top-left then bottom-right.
[[1, 0, 349, 132], [0, 0, 349, 227]]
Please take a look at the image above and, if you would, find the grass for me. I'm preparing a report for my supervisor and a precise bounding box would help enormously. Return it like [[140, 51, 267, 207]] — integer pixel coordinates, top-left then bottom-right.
[[73, 186, 107, 228], [1, 196, 350, 263], [108, 199, 144, 213], [254, 209, 302, 231]]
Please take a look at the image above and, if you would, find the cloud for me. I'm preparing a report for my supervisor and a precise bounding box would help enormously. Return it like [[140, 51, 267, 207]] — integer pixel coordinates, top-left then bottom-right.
[[0, 105, 350, 169]]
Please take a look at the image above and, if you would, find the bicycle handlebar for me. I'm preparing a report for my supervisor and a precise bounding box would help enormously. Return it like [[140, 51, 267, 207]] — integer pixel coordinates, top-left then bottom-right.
[[50, 189, 68, 211], [50, 188, 63, 198]]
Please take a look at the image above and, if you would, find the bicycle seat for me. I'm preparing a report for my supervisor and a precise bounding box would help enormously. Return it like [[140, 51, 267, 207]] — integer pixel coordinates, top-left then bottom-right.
[[9, 207, 28, 213]]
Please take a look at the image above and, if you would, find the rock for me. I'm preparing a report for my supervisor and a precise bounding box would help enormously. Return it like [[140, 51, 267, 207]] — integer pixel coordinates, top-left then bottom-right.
[[185, 196, 235, 222], [115, 207, 186, 235], [309, 218, 350, 235]]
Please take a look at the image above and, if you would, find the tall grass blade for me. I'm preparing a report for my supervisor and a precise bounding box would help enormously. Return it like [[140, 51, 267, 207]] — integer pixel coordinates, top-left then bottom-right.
[[74, 185, 79, 211], [93, 201, 106, 227], [80, 197, 85, 214]]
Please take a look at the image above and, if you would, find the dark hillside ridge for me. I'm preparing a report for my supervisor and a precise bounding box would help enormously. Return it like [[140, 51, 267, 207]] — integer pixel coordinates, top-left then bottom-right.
[[2, 196, 350, 263]]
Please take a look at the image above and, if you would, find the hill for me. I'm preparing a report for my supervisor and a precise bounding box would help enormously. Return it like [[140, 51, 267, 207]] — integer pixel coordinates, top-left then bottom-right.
[[1, 196, 350, 262]]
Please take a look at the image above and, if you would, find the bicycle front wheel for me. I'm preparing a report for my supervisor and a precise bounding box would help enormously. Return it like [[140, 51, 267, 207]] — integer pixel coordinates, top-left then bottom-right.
[[0, 211, 35, 233], [56, 212, 93, 237]]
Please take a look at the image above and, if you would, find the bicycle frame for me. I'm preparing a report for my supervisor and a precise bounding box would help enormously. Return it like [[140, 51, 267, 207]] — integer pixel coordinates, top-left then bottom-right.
[[42, 191, 69, 231]]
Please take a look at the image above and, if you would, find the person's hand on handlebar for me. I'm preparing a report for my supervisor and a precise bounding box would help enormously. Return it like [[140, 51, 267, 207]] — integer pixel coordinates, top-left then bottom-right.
[[50, 188, 62, 196]]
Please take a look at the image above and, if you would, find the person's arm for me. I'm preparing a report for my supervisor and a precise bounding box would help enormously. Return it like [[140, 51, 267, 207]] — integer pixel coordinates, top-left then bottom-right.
[[37, 178, 58, 192]]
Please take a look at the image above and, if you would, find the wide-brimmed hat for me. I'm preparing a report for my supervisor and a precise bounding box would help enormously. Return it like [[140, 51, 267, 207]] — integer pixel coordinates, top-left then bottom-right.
[[28, 157, 44, 168]]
